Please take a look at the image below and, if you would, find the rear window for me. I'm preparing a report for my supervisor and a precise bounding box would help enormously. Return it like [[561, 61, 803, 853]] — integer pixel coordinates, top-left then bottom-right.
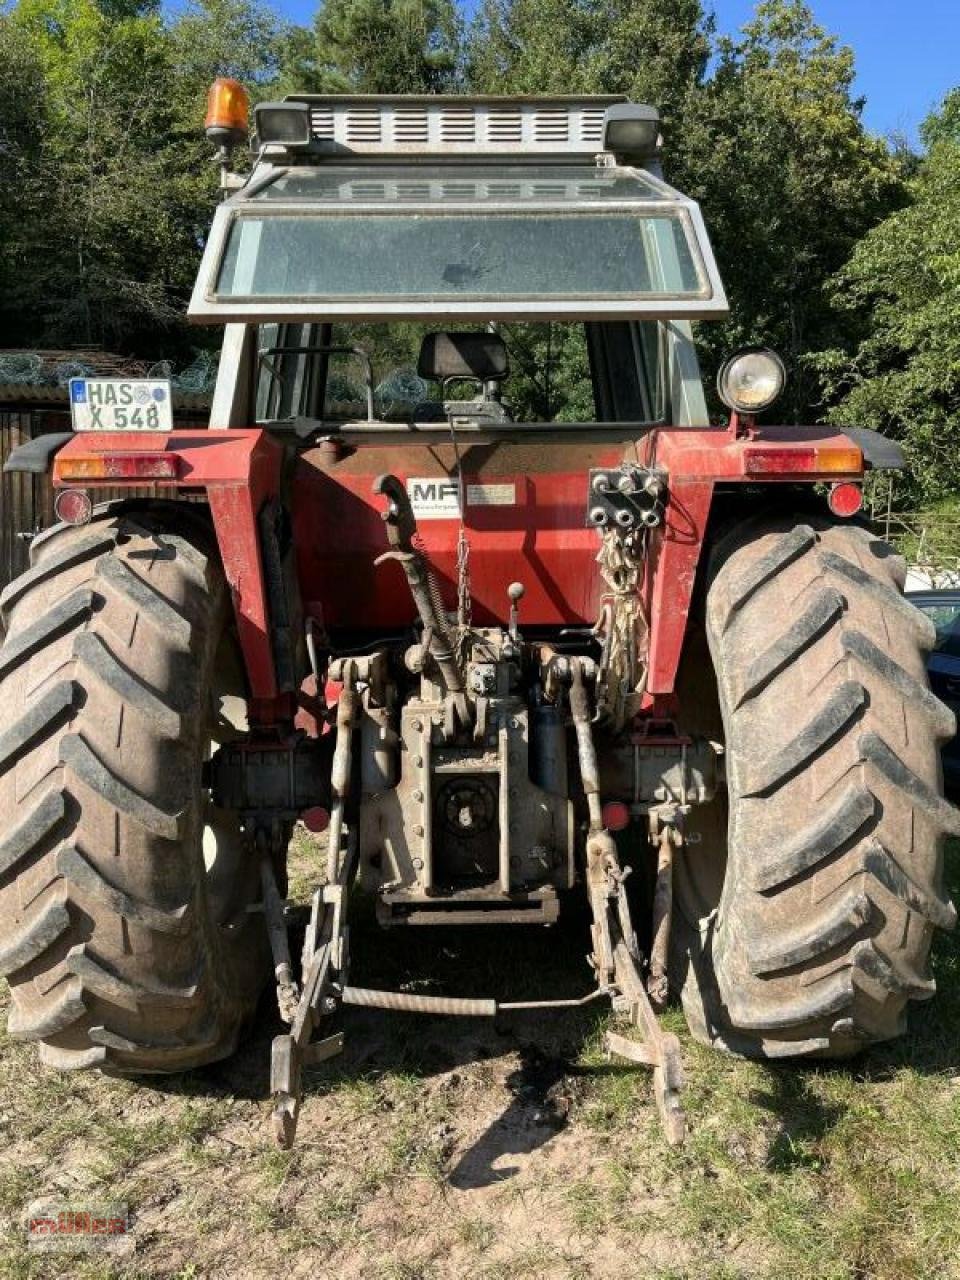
[[254, 320, 663, 426], [216, 210, 703, 304], [190, 163, 728, 323]]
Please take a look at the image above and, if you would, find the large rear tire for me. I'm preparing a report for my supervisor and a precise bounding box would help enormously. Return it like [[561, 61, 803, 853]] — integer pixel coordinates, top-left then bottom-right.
[[679, 516, 958, 1058], [0, 507, 270, 1073]]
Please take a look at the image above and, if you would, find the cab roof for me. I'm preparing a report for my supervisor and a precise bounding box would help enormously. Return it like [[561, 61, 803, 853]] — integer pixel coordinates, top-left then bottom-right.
[[188, 97, 729, 325], [280, 94, 628, 161]]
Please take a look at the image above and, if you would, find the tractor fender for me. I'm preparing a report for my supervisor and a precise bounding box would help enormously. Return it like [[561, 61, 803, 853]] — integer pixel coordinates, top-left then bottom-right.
[[3, 432, 74, 474], [48, 428, 291, 721], [840, 428, 905, 470]]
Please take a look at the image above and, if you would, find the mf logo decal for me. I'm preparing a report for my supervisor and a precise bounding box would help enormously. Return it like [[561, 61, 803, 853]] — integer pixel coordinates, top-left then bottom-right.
[[407, 478, 461, 519]]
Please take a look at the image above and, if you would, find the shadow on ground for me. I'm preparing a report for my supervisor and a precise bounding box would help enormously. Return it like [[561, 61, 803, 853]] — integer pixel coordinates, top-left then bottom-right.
[[135, 890, 609, 1182], [135, 842, 960, 1190]]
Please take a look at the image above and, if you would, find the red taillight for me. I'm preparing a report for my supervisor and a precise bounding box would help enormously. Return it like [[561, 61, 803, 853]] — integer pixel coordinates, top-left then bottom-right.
[[828, 481, 863, 517], [55, 453, 179, 483], [54, 488, 93, 526], [743, 443, 863, 477], [301, 806, 330, 834], [602, 801, 631, 832]]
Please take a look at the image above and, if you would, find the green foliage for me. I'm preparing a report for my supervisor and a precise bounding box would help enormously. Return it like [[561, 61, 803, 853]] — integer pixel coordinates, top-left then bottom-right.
[[466, 0, 710, 127], [922, 86, 960, 149], [3, 0, 177, 347], [584, 0, 711, 131], [310, 0, 461, 94], [818, 91, 960, 502], [466, 0, 594, 95], [170, 0, 283, 86], [671, 0, 904, 422], [0, 0, 957, 505], [499, 324, 595, 422], [0, 18, 48, 311], [0, 0, 288, 355]]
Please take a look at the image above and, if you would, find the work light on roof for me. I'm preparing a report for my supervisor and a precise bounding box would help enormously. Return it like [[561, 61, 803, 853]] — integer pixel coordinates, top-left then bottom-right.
[[254, 102, 312, 150], [717, 347, 786, 415], [602, 104, 662, 163]]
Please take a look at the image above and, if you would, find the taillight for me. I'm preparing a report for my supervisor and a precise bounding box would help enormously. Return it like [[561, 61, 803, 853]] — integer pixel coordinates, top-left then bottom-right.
[[602, 801, 631, 832], [743, 443, 863, 476], [54, 489, 93, 526], [828, 481, 863, 517], [55, 453, 179, 483], [301, 806, 330, 834]]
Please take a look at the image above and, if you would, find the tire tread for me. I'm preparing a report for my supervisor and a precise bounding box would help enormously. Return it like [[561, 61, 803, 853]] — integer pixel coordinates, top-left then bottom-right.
[[690, 517, 958, 1058]]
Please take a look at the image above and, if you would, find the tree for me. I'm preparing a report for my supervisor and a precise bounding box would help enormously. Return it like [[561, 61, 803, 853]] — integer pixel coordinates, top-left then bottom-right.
[[0, 0, 287, 355], [0, 18, 48, 330], [818, 89, 960, 503], [309, 0, 461, 94], [466, 0, 709, 125], [169, 0, 283, 91], [671, 0, 904, 422], [466, 0, 593, 95], [922, 87, 960, 150], [0, 0, 179, 348], [585, 0, 711, 134]]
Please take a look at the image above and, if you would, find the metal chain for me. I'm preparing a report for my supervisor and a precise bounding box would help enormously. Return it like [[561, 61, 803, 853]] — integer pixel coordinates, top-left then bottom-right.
[[447, 415, 473, 641], [456, 526, 471, 627], [594, 528, 648, 726]]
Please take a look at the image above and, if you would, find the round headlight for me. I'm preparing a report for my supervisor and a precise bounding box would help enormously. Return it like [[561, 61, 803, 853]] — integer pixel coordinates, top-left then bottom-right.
[[717, 348, 786, 414]]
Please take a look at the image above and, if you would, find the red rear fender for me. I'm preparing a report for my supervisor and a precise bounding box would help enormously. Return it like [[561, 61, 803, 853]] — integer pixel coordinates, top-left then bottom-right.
[[51, 424, 864, 722]]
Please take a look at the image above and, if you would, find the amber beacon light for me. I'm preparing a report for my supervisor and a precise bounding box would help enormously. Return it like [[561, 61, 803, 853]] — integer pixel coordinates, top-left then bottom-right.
[[205, 78, 250, 147]]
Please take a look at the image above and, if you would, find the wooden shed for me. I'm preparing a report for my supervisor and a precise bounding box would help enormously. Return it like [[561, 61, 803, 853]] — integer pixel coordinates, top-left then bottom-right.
[[0, 351, 211, 592]]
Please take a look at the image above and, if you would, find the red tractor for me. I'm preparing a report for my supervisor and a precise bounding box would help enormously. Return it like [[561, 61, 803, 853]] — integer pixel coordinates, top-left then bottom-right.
[[1, 86, 955, 1146]]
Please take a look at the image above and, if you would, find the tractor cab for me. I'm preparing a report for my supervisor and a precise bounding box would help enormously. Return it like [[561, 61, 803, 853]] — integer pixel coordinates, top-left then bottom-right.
[[189, 94, 727, 437]]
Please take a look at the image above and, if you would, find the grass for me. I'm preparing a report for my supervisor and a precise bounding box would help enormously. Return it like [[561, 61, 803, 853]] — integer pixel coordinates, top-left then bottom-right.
[[0, 835, 958, 1277]]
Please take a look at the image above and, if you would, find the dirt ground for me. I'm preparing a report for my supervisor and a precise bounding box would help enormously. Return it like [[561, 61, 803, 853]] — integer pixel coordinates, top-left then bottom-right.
[[2, 836, 960, 1280]]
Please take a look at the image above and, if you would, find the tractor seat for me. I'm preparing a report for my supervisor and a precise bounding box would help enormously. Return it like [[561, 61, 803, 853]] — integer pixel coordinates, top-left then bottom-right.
[[417, 331, 511, 424], [417, 331, 509, 384]]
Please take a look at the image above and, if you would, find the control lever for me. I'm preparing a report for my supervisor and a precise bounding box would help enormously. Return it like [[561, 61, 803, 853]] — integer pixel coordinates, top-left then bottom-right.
[[373, 474, 470, 729], [507, 581, 525, 644]]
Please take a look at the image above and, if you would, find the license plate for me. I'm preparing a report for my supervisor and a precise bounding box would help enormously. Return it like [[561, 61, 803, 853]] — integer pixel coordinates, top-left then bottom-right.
[[69, 378, 173, 432]]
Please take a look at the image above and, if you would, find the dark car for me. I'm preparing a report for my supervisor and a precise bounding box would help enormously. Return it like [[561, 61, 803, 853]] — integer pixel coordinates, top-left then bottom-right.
[[908, 589, 960, 793]]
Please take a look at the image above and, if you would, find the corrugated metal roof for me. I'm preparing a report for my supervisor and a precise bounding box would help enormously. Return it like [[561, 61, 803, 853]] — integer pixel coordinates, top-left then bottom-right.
[[0, 382, 211, 412], [0, 348, 151, 376]]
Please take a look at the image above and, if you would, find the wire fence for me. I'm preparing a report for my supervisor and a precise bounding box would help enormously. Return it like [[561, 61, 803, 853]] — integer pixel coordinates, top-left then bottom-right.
[[868, 478, 960, 588], [0, 350, 218, 393]]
